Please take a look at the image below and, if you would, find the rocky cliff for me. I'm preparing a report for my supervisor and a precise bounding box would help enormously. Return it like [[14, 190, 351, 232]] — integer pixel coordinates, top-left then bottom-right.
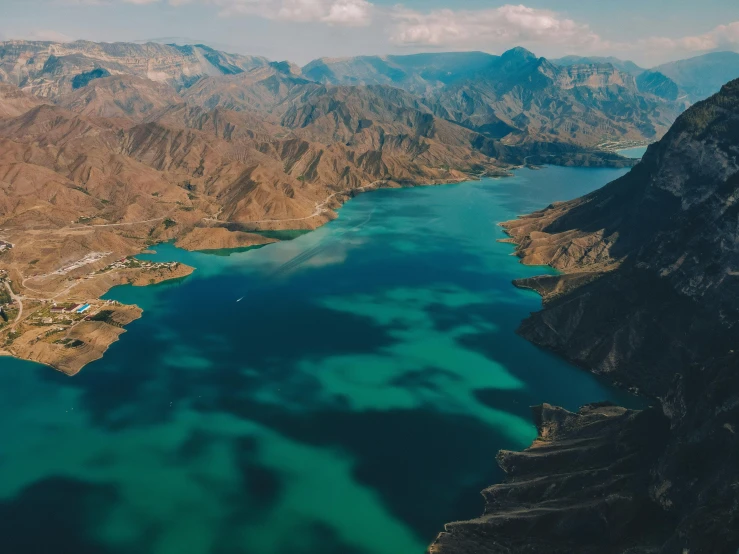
[[432, 80, 739, 553]]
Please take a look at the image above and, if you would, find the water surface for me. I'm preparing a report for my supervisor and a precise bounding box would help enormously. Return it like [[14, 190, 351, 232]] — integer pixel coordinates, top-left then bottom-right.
[[0, 167, 636, 554], [617, 146, 649, 159]]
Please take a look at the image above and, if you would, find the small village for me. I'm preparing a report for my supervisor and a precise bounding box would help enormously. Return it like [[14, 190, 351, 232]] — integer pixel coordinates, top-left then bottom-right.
[[0, 256, 185, 350], [94, 256, 181, 276]]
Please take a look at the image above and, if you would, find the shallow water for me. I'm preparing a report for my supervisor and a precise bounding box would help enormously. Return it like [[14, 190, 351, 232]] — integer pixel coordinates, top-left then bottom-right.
[[0, 167, 638, 554], [617, 146, 649, 159]]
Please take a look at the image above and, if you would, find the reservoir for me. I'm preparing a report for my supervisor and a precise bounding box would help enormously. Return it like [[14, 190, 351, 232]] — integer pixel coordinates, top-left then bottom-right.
[[617, 145, 649, 159], [0, 166, 637, 554]]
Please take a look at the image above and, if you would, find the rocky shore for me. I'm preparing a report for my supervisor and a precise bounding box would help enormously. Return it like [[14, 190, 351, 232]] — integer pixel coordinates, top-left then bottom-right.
[[430, 80, 739, 554]]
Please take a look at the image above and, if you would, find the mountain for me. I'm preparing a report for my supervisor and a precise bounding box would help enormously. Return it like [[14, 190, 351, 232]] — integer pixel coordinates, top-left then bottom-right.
[[635, 70, 682, 102], [432, 79, 739, 553], [0, 82, 45, 117], [303, 47, 682, 148], [55, 75, 183, 121], [552, 55, 645, 76], [0, 41, 695, 150], [556, 52, 739, 107], [302, 52, 497, 92], [0, 40, 269, 97], [427, 47, 679, 147], [653, 51, 739, 103], [0, 38, 702, 374]]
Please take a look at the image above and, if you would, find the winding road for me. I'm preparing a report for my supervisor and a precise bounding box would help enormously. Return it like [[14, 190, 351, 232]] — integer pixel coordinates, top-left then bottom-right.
[[205, 181, 385, 226], [4, 281, 22, 329]]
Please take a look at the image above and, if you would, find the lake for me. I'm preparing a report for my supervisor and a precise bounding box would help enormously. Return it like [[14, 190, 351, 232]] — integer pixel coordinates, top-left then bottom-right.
[[0, 166, 638, 554], [617, 146, 649, 159]]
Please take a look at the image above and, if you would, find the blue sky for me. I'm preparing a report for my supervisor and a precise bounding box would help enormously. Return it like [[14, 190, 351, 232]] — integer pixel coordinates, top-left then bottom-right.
[[2, 0, 738, 66]]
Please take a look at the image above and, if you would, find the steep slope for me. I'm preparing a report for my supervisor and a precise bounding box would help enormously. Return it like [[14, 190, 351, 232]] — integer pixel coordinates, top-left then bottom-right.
[[653, 51, 739, 103], [182, 64, 316, 115], [432, 79, 739, 554], [428, 48, 679, 147], [552, 55, 645, 76], [55, 75, 183, 121], [304, 48, 683, 148], [635, 70, 682, 102], [0, 82, 45, 117], [430, 403, 672, 554], [0, 40, 269, 97]]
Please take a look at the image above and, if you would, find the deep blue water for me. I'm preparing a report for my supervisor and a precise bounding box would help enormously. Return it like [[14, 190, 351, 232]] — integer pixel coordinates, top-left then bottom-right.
[[0, 167, 638, 554]]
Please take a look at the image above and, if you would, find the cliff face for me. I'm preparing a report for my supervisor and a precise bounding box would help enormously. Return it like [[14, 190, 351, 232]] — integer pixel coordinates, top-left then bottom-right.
[[432, 80, 739, 553], [430, 403, 672, 554]]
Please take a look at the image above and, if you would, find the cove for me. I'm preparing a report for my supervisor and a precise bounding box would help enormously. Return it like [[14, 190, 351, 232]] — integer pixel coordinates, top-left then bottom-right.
[[0, 167, 639, 554], [617, 145, 649, 159]]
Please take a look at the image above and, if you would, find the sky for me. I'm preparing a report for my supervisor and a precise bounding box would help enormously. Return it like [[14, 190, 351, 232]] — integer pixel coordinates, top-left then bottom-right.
[[2, 0, 739, 67]]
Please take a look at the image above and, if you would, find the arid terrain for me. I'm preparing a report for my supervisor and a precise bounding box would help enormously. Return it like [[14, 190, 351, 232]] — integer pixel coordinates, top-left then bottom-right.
[[0, 39, 698, 373]]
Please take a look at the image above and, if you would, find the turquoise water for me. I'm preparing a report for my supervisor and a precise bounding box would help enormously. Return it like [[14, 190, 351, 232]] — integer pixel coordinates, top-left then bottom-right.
[[0, 167, 638, 554], [617, 146, 649, 159]]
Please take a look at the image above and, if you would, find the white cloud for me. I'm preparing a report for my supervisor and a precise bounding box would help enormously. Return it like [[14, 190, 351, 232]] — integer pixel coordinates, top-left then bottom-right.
[[322, 0, 372, 27], [387, 4, 739, 66], [647, 22, 739, 53], [200, 0, 372, 26], [390, 4, 601, 50]]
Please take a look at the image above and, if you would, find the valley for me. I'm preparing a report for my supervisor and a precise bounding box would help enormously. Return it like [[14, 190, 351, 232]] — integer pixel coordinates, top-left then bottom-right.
[[0, 40, 680, 372], [0, 33, 738, 554]]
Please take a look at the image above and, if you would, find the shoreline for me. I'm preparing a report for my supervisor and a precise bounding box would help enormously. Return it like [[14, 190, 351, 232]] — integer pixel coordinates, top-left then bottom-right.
[[0, 174, 482, 375], [0, 165, 626, 377]]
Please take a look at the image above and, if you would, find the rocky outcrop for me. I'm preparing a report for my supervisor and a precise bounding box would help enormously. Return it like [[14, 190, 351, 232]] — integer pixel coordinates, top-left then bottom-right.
[[432, 80, 739, 553], [430, 403, 672, 554]]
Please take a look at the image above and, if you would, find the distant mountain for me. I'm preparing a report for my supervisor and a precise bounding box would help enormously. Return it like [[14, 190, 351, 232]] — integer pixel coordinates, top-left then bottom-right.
[[426, 47, 679, 147], [636, 70, 682, 102], [652, 51, 739, 103], [303, 47, 682, 148], [552, 55, 645, 76], [0, 82, 45, 117], [0, 40, 269, 97], [56, 75, 183, 121], [0, 41, 702, 150], [303, 51, 497, 93]]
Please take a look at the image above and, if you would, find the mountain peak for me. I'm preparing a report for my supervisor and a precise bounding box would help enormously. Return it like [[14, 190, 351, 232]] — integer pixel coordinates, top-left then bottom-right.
[[269, 60, 302, 76], [501, 47, 537, 62]]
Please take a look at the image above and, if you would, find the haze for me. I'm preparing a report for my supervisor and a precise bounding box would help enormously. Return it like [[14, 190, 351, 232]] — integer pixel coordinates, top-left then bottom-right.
[[2, 0, 739, 66]]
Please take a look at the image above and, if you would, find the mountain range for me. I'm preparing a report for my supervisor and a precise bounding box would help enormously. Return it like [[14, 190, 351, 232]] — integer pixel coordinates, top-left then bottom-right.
[[554, 50, 739, 104], [0, 38, 737, 373], [1, 36, 739, 552]]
